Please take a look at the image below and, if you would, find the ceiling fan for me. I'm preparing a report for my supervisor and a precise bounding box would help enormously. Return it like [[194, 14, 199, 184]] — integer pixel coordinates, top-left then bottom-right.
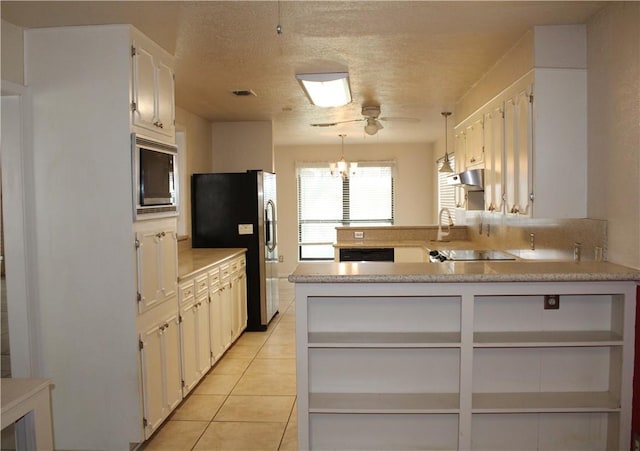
[[310, 105, 419, 135]]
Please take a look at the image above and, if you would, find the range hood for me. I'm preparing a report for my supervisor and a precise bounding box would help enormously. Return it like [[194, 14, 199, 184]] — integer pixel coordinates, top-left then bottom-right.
[[446, 168, 484, 191]]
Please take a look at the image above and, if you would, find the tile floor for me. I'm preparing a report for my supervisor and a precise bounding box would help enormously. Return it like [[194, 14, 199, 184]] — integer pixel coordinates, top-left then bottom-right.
[[142, 279, 297, 451]]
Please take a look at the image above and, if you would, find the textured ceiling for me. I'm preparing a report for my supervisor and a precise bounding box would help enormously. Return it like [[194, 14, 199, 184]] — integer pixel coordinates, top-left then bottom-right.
[[1, 1, 605, 146]]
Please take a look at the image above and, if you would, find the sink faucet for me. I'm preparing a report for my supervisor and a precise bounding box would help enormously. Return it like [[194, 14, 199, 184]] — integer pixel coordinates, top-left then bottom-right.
[[437, 207, 453, 241]]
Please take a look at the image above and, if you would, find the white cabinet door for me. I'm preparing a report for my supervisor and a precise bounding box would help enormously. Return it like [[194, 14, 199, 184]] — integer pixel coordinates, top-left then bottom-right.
[[453, 131, 467, 209], [139, 312, 181, 439], [483, 106, 504, 214], [464, 118, 484, 167], [159, 230, 178, 300], [140, 321, 164, 437], [209, 272, 225, 363], [136, 228, 177, 313], [131, 44, 156, 132], [131, 39, 175, 141], [155, 61, 175, 138], [238, 271, 247, 331], [231, 268, 246, 342], [180, 299, 198, 395], [220, 279, 233, 351], [196, 293, 211, 377], [504, 85, 533, 216], [163, 314, 182, 413]]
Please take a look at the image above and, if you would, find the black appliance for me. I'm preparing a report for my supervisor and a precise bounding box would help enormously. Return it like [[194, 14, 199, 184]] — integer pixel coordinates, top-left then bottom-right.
[[191, 170, 279, 331], [339, 248, 395, 262]]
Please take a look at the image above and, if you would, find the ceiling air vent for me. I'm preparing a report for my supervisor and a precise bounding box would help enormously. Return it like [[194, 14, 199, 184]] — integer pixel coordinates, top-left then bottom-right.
[[231, 90, 257, 97]]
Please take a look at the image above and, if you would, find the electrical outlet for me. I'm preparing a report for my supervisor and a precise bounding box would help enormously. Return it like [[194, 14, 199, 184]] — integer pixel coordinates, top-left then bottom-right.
[[544, 295, 560, 310], [278, 255, 284, 263]]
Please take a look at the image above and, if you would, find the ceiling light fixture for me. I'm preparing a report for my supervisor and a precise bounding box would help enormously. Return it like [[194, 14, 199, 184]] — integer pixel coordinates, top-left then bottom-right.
[[364, 117, 383, 135], [296, 72, 351, 108], [439, 111, 454, 173], [330, 134, 357, 179]]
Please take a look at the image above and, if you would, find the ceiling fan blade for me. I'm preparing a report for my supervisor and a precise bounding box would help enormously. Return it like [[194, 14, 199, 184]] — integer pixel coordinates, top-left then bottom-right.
[[310, 118, 364, 127], [379, 116, 420, 123]]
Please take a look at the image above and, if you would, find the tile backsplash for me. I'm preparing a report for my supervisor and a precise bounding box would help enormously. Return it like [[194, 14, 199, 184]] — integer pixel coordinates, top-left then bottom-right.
[[464, 212, 608, 261]]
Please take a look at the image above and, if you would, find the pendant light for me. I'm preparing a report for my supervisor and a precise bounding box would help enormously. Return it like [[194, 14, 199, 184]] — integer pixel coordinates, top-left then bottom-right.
[[330, 134, 357, 179], [439, 111, 454, 173]]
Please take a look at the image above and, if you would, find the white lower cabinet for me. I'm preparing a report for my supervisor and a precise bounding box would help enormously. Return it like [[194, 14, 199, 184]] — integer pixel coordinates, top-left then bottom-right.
[[138, 250, 247, 442], [179, 277, 211, 396], [230, 257, 248, 341], [139, 308, 181, 439], [295, 282, 636, 450], [219, 267, 234, 349], [208, 269, 226, 362]]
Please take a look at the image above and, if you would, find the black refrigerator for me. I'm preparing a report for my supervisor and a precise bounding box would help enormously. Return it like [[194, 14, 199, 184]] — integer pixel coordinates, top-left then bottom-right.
[[191, 170, 279, 331]]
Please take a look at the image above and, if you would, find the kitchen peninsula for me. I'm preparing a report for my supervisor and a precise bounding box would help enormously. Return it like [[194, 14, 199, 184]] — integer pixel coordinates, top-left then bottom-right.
[[289, 260, 639, 450]]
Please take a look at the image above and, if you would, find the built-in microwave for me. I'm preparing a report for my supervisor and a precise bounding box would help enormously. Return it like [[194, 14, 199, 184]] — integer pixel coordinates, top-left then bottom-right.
[[132, 134, 178, 219]]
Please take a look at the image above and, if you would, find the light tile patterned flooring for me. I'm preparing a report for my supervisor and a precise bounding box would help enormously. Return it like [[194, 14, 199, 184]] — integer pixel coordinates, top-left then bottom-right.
[[143, 279, 297, 451]]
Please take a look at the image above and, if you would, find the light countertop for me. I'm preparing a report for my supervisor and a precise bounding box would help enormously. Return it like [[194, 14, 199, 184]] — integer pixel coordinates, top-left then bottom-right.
[[288, 260, 640, 284], [178, 247, 246, 280]]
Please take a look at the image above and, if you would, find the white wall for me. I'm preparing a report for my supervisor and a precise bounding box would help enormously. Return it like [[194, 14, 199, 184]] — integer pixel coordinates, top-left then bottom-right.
[[1, 19, 24, 85], [211, 121, 274, 173], [274, 142, 435, 275], [175, 106, 213, 237], [587, 2, 640, 269]]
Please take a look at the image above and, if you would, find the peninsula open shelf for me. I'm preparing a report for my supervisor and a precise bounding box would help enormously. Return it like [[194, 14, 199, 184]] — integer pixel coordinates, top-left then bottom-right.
[[292, 279, 636, 451]]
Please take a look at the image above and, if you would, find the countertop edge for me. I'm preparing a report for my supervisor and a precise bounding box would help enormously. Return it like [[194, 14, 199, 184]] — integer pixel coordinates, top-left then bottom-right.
[[288, 273, 640, 283], [178, 248, 247, 281], [287, 261, 640, 284]]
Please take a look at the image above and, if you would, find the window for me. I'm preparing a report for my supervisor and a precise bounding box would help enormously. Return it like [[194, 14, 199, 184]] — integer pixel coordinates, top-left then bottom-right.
[[297, 163, 395, 260], [437, 153, 456, 212]]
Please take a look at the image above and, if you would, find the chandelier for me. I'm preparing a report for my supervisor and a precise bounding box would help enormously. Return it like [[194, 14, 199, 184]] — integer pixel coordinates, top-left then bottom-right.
[[330, 134, 357, 179]]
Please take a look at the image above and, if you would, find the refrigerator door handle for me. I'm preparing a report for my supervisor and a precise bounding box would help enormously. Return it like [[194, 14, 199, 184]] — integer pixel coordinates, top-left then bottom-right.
[[266, 199, 276, 252]]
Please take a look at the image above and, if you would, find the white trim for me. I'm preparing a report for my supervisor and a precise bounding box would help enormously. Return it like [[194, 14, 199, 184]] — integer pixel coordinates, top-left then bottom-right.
[[1, 82, 36, 376]]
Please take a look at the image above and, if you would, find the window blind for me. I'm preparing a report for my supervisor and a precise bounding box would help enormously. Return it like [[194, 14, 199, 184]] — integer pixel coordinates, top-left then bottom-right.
[[297, 162, 395, 260], [437, 154, 457, 212]]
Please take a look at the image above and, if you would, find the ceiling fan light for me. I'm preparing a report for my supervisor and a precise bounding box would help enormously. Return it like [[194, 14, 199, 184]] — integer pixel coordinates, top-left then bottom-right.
[[364, 119, 380, 135], [296, 72, 351, 108]]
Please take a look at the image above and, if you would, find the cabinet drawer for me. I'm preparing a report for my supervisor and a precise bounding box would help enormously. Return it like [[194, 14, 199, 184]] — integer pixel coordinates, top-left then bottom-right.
[[179, 281, 195, 304], [195, 274, 209, 296], [208, 269, 220, 288], [220, 264, 231, 280]]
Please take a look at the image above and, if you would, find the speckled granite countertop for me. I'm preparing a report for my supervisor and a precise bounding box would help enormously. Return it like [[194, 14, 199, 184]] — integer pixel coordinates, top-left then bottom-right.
[[288, 261, 640, 283], [178, 247, 246, 280]]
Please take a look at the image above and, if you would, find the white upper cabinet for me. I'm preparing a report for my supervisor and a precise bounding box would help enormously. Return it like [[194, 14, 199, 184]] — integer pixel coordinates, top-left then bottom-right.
[[503, 80, 533, 216], [454, 68, 586, 218], [453, 25, 587, 219], [453, 130, 467, 209], [464, 118, 485, 168], [131, 31, 175, 142], [483, 106, 504, 214]]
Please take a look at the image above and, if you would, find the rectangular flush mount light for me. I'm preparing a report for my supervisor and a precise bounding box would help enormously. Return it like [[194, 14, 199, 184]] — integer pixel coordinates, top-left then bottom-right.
[[296, 72, 351, 107]]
